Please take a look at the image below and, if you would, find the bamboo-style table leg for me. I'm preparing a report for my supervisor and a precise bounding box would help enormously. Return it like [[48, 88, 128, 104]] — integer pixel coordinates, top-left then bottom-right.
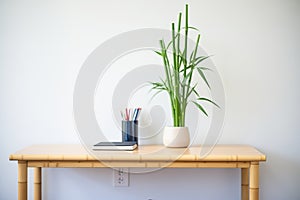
[[18, 161, 27, 200], [241, 168, 249, 200], [34, 167, 42, 200], [249, 162, 259, 200]]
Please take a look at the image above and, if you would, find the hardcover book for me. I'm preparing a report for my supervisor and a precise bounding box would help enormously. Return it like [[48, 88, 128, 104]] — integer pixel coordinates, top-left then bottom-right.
[[93, 141, 137, 151]]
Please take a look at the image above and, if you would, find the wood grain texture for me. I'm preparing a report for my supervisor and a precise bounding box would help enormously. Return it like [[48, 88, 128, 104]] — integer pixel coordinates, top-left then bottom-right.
[[250, 162, 259, 200], [26, 160, 250, 168], [34, 168, 41, 200], [18, 161, 27, 200], [242, 168, 249, 200], [9, 144, 266, 162]]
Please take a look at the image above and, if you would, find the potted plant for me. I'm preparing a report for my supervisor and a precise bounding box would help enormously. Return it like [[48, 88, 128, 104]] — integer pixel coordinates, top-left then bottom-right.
[[150, 4, 219, 147]]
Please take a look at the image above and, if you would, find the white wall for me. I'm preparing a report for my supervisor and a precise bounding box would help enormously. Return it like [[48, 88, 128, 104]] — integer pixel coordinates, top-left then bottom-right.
[[1, 0, 300, 199]]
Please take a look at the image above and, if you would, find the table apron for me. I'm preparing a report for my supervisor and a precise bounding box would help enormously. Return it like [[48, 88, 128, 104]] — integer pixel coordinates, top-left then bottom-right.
[[27, 161, 251, 168]]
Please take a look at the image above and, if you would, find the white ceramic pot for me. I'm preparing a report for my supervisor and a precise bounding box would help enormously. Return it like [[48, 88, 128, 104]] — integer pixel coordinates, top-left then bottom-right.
[[163, 126, 190, 148]]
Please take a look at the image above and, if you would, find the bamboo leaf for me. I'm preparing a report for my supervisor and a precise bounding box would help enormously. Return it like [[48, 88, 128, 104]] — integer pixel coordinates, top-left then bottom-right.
[[149, 81, 167, 90], [186, 84, 197, 98], [161, 79, 171, 92], [184, 70, 193, 82], [189, 50, 194, 63], [166, 40, 173, 50], [198, 66, 213, 71], [166, 34, 179, 50], [192, 101, 208, 116], [180, 64, 193, 72], [192, 34, 201, 62], [159, 39, 173, 92], [193, 56, 210, 66], [197, 67, 211, 89], [198, 97, 220, 108], [187, 26, 200, 31], [194, 55, 215, 67], [180, 26, 200, 32], [192, 87, 200, 97], [160, 39, 166, 49], [154, 50, 162, 56]]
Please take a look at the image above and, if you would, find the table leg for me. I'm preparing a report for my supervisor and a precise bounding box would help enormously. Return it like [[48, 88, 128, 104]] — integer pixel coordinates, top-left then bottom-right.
[[18, 161, 27, 200], [241, 168, 249, 200], [34, 167, 42, 200], [249, 162, 259, 200]]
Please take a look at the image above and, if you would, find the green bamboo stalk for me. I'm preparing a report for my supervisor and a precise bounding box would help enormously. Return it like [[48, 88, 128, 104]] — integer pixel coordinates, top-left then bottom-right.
[[177, 13, 182, 67], [160, 40, 172, 92], [172, 23, 181, 126], [187, 34, 201, 92], [180, 4, 189, 126], [184, 4, 188, 75], [160, 40, 177, 125]]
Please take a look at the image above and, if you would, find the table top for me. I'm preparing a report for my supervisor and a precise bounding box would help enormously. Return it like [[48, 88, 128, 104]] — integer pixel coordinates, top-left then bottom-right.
[[9, 144, 266, 162]]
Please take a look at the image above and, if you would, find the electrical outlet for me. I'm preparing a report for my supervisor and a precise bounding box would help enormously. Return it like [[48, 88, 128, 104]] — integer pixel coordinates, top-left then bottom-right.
[[113, 168, 129, 187]]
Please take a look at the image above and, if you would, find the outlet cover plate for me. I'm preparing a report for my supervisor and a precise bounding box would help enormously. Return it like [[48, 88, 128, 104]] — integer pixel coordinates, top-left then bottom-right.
[[113, 168, 129, 187]]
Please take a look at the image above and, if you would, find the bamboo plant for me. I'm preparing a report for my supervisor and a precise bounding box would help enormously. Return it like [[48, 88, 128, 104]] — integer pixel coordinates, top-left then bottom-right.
[[150, 4, 219, 127]]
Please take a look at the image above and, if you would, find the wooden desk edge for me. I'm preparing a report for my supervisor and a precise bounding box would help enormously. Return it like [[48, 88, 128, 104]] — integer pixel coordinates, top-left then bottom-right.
[[16, 160, 255, 168], [9, 155, 267, 162], [9, 144, 267, 163]]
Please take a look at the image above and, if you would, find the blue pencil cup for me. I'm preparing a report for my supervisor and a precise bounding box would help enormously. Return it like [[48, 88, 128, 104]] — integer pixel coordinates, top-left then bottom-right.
[[122, 120, 138, 144]]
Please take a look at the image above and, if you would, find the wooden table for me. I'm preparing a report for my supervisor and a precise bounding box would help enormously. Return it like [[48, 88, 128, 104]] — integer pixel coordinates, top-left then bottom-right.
[[9, 144, 266, 200]]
